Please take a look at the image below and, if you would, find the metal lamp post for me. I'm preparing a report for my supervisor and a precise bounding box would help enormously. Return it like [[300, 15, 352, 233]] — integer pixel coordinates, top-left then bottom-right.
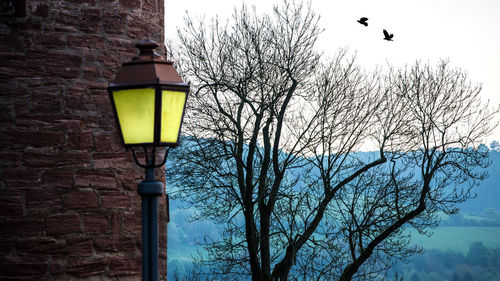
[[107, 39, 189, 281]]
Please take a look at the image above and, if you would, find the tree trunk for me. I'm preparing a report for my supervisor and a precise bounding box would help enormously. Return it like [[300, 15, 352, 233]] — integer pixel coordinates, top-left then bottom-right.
[[271, 245, 294, 281]]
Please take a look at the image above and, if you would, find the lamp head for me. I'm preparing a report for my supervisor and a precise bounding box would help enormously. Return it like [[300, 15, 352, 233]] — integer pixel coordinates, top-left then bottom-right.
[[108, 39, 189, 148]]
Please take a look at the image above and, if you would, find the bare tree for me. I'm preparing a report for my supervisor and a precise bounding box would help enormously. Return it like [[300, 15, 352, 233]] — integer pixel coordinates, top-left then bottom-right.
[[166, 1, 498, 280]]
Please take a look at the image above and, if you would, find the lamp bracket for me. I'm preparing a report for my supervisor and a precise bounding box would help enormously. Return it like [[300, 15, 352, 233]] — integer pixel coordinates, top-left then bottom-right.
[[130, 146, 171, 169]]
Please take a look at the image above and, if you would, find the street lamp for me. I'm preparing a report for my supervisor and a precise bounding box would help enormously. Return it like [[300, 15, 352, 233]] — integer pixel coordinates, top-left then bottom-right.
[[108, 39, 189, 281]]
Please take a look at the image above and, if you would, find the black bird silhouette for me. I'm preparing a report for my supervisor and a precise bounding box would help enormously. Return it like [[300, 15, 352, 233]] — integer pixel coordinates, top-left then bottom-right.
[[383, 29, 394, 41], [357, 17, 368, 26]]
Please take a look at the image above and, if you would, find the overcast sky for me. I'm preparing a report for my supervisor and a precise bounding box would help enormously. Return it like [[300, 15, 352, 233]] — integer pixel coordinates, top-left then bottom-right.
[[165, 0, 500, 143]]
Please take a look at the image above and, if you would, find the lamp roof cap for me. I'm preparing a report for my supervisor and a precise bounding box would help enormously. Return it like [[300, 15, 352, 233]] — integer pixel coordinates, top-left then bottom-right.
[[132, 39, 164, 62]]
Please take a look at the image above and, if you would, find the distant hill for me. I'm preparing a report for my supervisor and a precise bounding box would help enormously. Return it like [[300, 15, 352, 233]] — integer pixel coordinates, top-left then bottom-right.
[[166, 144, 500, 279], [458, 150, 500, 214]]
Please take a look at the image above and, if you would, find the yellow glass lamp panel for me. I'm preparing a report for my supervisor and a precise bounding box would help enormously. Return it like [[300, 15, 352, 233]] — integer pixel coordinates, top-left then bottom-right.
[[161, 90, 186, 143], [113, 88, 156, 144]]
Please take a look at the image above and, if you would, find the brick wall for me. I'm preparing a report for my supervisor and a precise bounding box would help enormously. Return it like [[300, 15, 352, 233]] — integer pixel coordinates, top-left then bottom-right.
[[0, 1, 168, 280]]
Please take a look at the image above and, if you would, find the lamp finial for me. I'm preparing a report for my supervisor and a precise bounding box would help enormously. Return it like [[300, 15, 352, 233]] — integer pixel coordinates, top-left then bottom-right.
[[134, 39, 162, 60]]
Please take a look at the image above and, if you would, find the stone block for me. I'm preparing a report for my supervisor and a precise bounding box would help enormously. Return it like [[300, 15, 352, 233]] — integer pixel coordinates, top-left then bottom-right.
[[54, 8, 80, 28], [67, 130, 94, 150], [94, 131, 116, 152], [17, 237, 66, 255], [22, 150, 57, 168], [119, 0, 140, 9], [94, 236, 118, 252], [92, 153, 130, 170], [142, 0, 158, 13], [122, 211, 141, 233], [67, 237, 93, 257], [40, 169, 74, 188], [0, 151, 21, 167], [15, 114, 83, 130], [31, 91, 62, 114], [46, 213, 81, 236], [101, 192, 130, 209], [75, 169, 117, 190], [82, 64, 103, 81], [92, 93, 112, 114], [110, 210, 121, 233], [2, 168, 40, 187], [66, 257, 107, 277], [66, 0, 96, 5], [0, 191, 23, 216], [67, 34, 106, 50], [43, 52, 83, 79], [26, 190, 62, 209], [0, 219, 44, 235], [103, 11, 127, 35], [0, 130, 64, 147], [83, 213, 109, 233], [65, 86, 95, 112], [118, 235, 137, 253], [0, 256, 48, 279], [109, 257, 139, 277], [80, 8, 102, 34], [33, 3, 49, 18], [56, 151, 91, 167], [64, 190, 99, 210], [33, 33, 66, 48]]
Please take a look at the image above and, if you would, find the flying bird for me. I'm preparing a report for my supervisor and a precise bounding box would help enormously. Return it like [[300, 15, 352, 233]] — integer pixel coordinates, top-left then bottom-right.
[[383, 29, 394, 41], [357, 17, 368, 26]]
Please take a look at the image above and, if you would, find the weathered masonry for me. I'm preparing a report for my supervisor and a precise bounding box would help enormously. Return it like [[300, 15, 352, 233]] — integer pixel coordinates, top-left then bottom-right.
[[0, 0, 168, 279]]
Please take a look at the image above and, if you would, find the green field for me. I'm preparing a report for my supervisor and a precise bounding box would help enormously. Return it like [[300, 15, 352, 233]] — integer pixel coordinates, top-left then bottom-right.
[[409, 226, 500, 253]]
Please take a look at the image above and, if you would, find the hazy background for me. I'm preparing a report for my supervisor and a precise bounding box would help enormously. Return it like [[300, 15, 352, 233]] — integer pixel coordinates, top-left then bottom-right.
[[165, 0, 500, 141], [163, 1, 500, 279]]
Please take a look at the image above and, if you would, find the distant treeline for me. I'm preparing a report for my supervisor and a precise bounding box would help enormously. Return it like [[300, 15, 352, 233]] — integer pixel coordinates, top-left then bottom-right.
[[167, 149, 500, 281], [458, 150, 500, 215], [170, 242, 500, 281], [392, 242, 500, 281], [441, 210, 500, 227]]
